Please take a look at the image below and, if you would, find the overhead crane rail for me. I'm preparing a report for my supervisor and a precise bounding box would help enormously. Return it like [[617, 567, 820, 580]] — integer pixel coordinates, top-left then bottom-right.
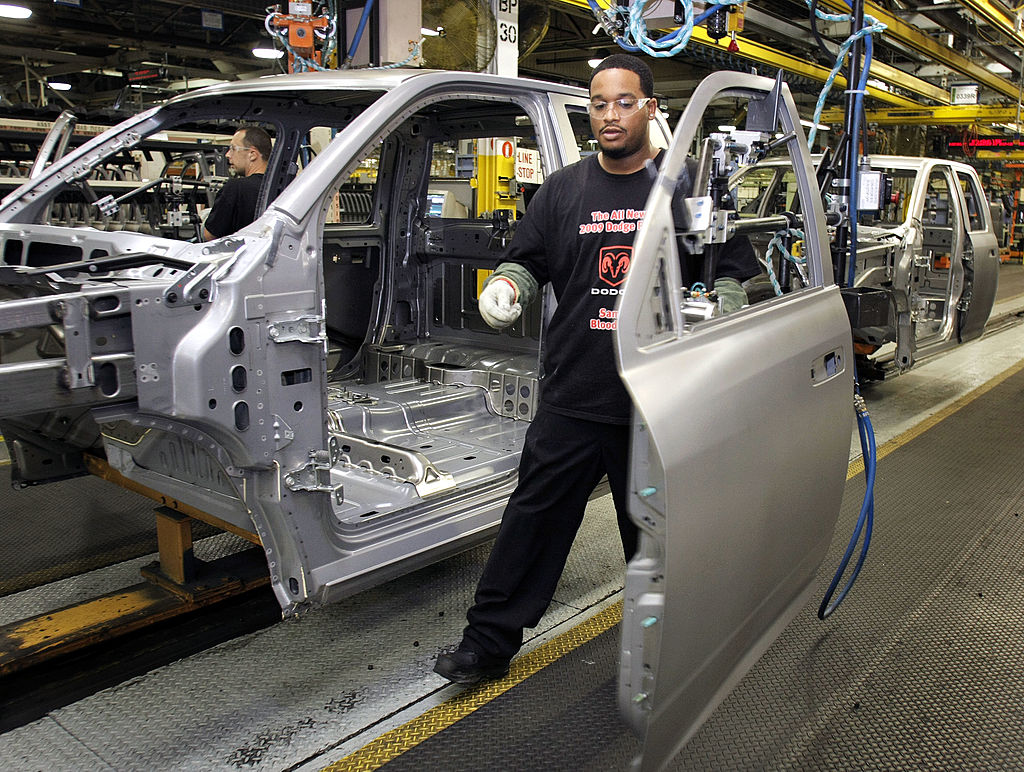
[[560, 0, 1020, 108]]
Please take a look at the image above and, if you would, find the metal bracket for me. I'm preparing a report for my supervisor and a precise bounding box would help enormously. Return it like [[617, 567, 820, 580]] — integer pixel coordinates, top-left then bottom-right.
[[95, 194, 119, 218], [746, 71, 784, 132], [267, 315, 325, 344], [677, 196, 713, 255], [271, 414, 295, 449], [328, 432, 456, 499], [283, 449, 343, 504], [54, 295, 94, 389], [164, 262, 217, 307], [423, 362, 538, 421]]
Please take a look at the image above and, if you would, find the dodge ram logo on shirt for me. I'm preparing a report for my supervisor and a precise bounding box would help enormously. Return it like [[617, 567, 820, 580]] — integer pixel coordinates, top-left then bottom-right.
[[598, 246, 632, 286]]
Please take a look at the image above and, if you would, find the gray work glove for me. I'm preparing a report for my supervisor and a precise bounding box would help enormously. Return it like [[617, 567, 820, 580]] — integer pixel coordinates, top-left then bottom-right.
[[478, 277, 522, 329], [714, 277, 748, 313]]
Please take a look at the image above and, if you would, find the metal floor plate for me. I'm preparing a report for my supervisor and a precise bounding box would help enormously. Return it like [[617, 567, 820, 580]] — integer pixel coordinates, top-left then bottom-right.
[[0, 464, 159, 596], [0, 496, 628, 771], [0, 462, 223, 597]]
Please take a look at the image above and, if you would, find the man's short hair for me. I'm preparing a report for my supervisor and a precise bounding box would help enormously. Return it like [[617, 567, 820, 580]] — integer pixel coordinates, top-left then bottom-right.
[[239, 126, 273, 161], [590, 54, 655, 98]]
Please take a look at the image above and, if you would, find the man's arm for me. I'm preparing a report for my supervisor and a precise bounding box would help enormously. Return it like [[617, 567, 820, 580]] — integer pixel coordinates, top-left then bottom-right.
[[202, 179, 239, 241]]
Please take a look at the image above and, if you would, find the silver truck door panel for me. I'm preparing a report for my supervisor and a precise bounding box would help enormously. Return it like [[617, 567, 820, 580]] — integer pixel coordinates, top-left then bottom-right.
[[958, 228, 999, 342], [616, 72, 853, 770], [953, 167, 999, 342]]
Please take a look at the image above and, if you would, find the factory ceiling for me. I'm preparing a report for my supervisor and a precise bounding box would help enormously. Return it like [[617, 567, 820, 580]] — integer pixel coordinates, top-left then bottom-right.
[[0, 0, 1019, 128]]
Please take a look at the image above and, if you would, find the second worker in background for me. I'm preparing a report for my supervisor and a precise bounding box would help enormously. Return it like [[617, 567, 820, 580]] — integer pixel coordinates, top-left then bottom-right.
[[203, 125, 272, 241]]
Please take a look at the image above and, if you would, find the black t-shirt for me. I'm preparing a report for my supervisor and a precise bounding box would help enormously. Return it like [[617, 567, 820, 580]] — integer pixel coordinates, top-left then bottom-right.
[[204, 172, 264, 238], [505, 152, 758, 424]]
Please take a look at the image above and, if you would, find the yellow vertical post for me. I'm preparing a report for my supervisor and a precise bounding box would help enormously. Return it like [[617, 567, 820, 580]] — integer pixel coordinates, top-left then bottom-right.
[[476, 137, 518, 219]]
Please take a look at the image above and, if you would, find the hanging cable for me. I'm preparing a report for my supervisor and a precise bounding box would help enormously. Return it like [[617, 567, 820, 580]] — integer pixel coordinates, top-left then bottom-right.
[[808, 0, 834, 62], [805, 16, 885, 149], [587, 0, 744, 58], [819, 0, 877, 618], [343, 0, 375, 69], [819, 383, 875, 618]]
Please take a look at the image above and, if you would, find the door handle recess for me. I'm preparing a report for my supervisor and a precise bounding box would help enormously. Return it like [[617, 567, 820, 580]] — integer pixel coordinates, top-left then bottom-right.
[[811, 348, 844, 384]]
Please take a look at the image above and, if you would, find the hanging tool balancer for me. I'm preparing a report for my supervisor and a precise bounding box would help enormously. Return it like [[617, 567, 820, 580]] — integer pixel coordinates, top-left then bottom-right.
[[268, 2, 332, 72]]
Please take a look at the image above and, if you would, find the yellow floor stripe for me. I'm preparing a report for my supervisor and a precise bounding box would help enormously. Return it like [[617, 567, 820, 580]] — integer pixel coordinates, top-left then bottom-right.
[[322, 601, 625, 771], [846, 357, 1024, 481]]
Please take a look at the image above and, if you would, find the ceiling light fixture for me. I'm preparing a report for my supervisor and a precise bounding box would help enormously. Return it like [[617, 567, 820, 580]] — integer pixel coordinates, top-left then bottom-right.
[[800, 119, 829, 131], [48, 81, 72, 91], [985, 62, 1012, 74], [252, 47, 285, 60], [0, 4, 31, 19]]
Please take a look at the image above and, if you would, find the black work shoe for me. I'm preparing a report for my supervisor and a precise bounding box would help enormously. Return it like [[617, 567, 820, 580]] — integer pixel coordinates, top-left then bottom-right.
[[433, 646, 510, 685]]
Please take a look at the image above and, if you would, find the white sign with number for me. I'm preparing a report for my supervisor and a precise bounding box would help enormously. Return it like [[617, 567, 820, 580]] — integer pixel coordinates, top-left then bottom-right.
[[950, 84, 979, 105], [489, 0, 519, 77]]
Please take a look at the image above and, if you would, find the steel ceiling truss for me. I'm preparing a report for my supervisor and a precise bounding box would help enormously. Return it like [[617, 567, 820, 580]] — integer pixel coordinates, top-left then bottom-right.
[[554, 0, 1022, 116]]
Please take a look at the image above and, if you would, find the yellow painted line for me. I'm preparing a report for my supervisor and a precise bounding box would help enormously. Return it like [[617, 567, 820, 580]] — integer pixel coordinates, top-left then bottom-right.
[[847, 356, 1024, 481], [321, 601, 624, 772]]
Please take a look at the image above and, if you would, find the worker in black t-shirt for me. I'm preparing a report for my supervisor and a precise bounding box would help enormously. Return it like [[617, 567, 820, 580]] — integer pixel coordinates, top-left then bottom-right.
[[202, 126, 272, 241], [434, 54, 760, 686]]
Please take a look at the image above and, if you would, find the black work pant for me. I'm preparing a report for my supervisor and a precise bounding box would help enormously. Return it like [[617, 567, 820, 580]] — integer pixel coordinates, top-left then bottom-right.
[[462, 409, 638, 660]]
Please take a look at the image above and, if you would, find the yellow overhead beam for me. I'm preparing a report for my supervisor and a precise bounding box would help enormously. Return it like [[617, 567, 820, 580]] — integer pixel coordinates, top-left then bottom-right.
[[821, 104, 1022, 125], [976, 150, 1024, 160], [820, 0, 1021, 100], [554, 0, 926, 108], [869, 61, 949, 105], [688, 27, 925, 108], [954, 0, 1024, 49]]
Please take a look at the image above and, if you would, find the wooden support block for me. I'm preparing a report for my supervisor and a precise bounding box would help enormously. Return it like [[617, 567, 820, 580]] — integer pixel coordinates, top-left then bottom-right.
[[155, 506, 195, 585]]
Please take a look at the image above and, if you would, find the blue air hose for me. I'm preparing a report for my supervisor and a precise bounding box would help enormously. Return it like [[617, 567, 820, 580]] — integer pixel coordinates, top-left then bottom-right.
[[819, 387, 875, 618], [820, 0, 877, 617], [344, 0, 375, 67]]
